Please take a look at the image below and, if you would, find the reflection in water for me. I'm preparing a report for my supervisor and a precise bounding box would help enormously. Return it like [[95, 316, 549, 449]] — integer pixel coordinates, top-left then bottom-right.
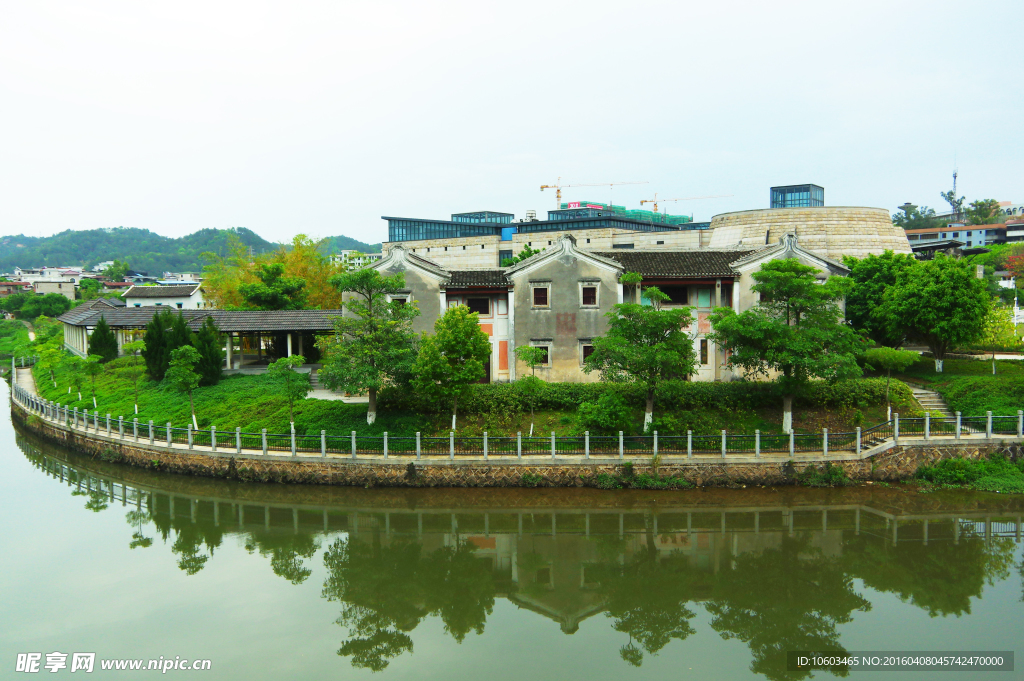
[[17, 432, 1024, 680]]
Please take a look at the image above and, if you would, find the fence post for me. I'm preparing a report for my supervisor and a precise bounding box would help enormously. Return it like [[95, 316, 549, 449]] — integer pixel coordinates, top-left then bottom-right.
[[106, 414, 111, 437], [517, 432, 522, 460], [653, 430, 658, 458], [169, 424, 174, 448], [351, 431, 356, 459], [721, 430, 727, 459], [73, 407, 78, 428], [823, 428, 828, 457], [383, 431, 388, 459], [687, 430, 692, 458], [133, 418, 139, 442], [94, 410, 99, 430], [789, 430, 795, 457], [924, 412, 930, 440], [1018, 410, 1023, 439], [187, 424, 193, 450], [551, 432, 556, 461], [755, 430, 760, 458], [450, 432, 455, 460], [211, 426, 217, 452], [986, 411, 993, 439], [290, 425, 296, 457], [584, 431, 589, 460], [320, 430, 326, 458], [956, 412, 961, 440], [118, 416, 123, 438], [893, 413, 899, 445], [416, 432, 422, 460], [856, 427, 862, 456], [619, 431, 624, 460], [483, 431, 488, 461], [236, 427, 241, 454], [149, 420, 154, 445], [263, 429, 269, 456]]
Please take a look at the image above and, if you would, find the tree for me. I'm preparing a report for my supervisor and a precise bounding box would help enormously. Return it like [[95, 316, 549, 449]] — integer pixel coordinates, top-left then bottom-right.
[[499, 244, 543, 267], [843, 251, 918, 347], [18, 293, 72, 320], [966, 199, 1004, 226], [37, 344, 62, 387], [102, 259, 131, 282], [83, 355, 104, 408], [881, 255, 990, 372], [317, 269, 420, 425], [274, 235, 345, 309], [78, 278, 102, 300], [1006, 254, 1024, 281], [940, 188, 965, 222], [892, 205, 942, 231], [166, 345, 202, 429], [65, 355, 85, 401], [583, 285, 697, 432], [708, 259, 863, 432], [620, 271, 642, 303], [0, 292, 30, 316], [268, 354, 311, 423], [976, 305, 1022, 374], [238, 262, 307, 310], [142, 309, 169, 380], [87, 315, 119, 362], [412, 305, 491, 430], [514, 345, 548, 435], [863, 347, 918, 417], [121, 339, 146, 414], [192, 316, 224, 387]]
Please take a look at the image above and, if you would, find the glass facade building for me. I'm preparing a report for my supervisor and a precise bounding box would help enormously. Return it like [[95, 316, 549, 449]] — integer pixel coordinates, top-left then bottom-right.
[[770, 184, 824, 209]]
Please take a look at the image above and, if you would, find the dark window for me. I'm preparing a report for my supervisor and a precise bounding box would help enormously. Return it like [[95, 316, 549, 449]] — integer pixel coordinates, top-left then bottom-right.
[[466, 298, 489, 315], [176, 302, 183, 309], [700, 339, 708, 364], [658, 285, 688, 304], [657, 240, 664, 245], [392, 297, 407, 306], [581, 344, 594, 362], [498, 250, 513, 264], [612, 243, 634, 249], [533, 287, 549, 306], [581, 286, 597, 306]]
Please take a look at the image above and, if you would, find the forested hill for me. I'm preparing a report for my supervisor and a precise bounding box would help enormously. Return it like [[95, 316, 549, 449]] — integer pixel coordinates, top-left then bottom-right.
[[0, 227, 381, 275]]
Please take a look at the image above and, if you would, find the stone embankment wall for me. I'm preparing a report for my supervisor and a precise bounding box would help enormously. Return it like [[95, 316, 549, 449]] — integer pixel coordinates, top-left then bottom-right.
[[12, 403, 1022, 488]]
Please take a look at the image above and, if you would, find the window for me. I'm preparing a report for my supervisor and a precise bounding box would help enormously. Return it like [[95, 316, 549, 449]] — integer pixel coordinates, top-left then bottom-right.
[[533, 286, 549, 307], [529, 342, 551, 366], [581, 285, 597, 306], [535, 566, 552, 585], [658, 285, 688, 304], [466, 297, 490, 315], [700, 339, 708, 364], [176, 302, 183, 309], [586, 238, 590, 243], [392, 297, 407, 305], [697, 288, 712, 307], [462, 245, 466, 250], [657, 240, 664, 245], [580, 342, 594, 365], [612, 243, 634, 249]]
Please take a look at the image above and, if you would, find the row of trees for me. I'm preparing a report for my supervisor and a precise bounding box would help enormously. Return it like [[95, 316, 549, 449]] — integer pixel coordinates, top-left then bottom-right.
[[0, 292, 73, 320]]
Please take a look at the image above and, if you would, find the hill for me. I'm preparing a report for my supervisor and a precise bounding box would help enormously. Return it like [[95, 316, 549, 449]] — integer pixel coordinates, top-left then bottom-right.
[[0, 227, 380, 275]]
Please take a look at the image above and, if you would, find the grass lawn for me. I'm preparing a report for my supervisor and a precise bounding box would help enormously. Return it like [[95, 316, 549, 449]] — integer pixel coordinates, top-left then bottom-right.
[[889, 356, 1024, 418], [0, 319, 31, 356]]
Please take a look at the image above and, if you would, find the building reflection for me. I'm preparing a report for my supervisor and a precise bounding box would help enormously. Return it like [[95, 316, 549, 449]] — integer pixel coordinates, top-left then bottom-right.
[[20, 435, 1024, 680]]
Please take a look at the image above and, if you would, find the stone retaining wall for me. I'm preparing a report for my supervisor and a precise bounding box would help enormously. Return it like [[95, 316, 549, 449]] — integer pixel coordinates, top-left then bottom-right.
[[13, 403, 1022, 488]]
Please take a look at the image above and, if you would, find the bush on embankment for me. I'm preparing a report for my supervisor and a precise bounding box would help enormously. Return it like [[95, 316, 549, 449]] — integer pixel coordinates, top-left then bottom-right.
[[917, 454, 1024, 494]]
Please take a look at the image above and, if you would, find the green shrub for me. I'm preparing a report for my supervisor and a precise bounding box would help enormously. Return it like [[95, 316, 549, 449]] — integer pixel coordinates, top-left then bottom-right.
[[521, 472, 543, 487], [917, 454, 1024, 492], [799, 462, 850, 487], [578, 392, 635, 434], [595, 473, 622, 489]]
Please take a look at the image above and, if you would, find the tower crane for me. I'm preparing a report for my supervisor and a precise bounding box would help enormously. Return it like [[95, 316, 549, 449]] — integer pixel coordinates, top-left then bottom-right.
[[640, 194, 733, 213], [540, 179, 648, 209]]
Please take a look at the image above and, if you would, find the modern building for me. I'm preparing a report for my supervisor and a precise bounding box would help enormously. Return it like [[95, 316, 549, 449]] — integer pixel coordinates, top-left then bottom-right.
[[904, 224, 1007, 250], [770, 184, 824, 209], [123, 284, 205, 309]]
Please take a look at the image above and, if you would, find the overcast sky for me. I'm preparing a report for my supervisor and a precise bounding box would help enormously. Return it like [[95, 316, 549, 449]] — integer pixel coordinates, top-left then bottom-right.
[[1, 0, 1020, 245]]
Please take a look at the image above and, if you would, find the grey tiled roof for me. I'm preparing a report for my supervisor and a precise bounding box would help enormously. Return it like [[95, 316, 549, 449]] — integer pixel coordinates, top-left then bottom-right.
[[58, 307, 345, 332], [445, 270, 510, 288], [124, 284, 200, 298], [593, 250, 754, 278]]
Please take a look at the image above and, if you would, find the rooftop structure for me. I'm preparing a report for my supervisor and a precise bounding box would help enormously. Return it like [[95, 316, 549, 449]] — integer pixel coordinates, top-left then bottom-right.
[[770, 184, 824, 209]]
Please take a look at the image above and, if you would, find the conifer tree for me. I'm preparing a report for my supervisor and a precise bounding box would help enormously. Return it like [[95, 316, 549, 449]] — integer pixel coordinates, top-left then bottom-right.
[[192, 316, 224, 386], [87, 315, 119, 362], [142, 311, 168, 380]]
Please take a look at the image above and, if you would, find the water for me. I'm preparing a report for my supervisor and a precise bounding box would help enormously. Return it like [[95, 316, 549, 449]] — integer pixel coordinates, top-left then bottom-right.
[[2, 383, 1023, 679]]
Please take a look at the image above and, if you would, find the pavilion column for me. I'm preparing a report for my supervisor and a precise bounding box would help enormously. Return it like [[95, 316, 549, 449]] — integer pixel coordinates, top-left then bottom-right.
[[257, 333, 262, 362], [713, 278, 722, 381], [287, 333, 293, 357], [225, 333, 233, 369], [297, 333, 304, 357]]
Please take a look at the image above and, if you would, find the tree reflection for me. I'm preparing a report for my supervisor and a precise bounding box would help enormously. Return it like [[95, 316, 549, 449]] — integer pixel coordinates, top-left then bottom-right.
[[125, 510, 153, 549], [72, 488, 109, 512], [245, 532, 322, 585], [705, 534, 870, 681], [149, 500, 223, 576]]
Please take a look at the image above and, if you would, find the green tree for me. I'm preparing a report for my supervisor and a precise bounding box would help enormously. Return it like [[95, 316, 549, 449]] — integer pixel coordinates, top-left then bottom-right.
[[499, 244, 543, 267], [191, 316, 224, 387], [0, 292, 30, 316], [165, 345, 202, 429], [976, 305, 1022, 374], [412, 305, 491, 430], [121, 339, 146, 414], [514, 345, 548, 434], [83, 355, 104, 407], [317, 269, 420, 425], [863, 347, 918, 416], [966, 199, 1004, 225], [708, 259, 863, 432], [238, 262, 308, 310], [881, 255, 990, 372], [268, 354, 310, 423], [142, 309, 169, 380], [843, 251, 917, 347], [940, 188, 965, 222], [102, 259, 131, 282], [37, 344, 62, 388], [18, 293, 72, 320], [583, 284, 697, 432], [892, 204, 943, 230], [78, 278, 102, 300], [87, 315, 119, 362]]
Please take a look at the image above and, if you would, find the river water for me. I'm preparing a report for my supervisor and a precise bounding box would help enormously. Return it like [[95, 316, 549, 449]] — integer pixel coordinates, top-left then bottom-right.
[[2, 383, 1023, 680]]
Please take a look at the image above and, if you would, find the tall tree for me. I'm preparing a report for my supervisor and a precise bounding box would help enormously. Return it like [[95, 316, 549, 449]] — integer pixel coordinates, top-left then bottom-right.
[[514, 345, 548, 435], [166, 345, 202, 429], [142, 310, 169, 380], [892, 205, 942, 230], [583, 285, 698, 432], [966, 199, 1004, 225], [121, 339, 146, 414], [274, 235, 344, 309], [412, 305, 491, 430], [87, 315, 119, 362], [102, 259, 131, 282], [83, 355, 104, 408], [863, 347, 918, 417], [318, 269, 420, 425], [881, 255, 990, 372], [268, 354, 311, 423], [940, 187, 965, 222], [191, 316, 224, 387], [238, 262, 307, 310], [842, 251, 917, 347], [708, 259, 863, 432]]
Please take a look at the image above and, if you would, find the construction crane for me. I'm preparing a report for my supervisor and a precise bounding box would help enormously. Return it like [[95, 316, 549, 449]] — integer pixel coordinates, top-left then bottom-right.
[[540, 179, 648, 209], [640, 194, 733, 213]]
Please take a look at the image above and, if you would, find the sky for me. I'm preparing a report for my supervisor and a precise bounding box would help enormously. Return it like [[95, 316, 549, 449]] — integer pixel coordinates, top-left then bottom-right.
[[1, 0, 1021, 245]]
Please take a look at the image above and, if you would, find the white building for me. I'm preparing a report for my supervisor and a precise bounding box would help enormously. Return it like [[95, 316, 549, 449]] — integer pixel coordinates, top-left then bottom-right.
[[123, 284, 205, 309], [330, 250, 383, 269]]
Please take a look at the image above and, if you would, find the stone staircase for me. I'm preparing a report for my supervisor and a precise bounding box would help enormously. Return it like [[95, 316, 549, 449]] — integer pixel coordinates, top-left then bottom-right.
[[910, 386, 953, 418]]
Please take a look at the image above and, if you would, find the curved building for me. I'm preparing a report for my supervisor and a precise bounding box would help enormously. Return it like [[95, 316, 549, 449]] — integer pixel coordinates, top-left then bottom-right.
[[708, 206, 912, 260]]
